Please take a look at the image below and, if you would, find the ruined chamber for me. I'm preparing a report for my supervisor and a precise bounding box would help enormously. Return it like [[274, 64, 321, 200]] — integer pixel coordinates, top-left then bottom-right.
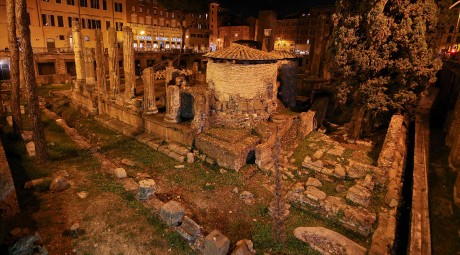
[[204, 44, 280, 129]]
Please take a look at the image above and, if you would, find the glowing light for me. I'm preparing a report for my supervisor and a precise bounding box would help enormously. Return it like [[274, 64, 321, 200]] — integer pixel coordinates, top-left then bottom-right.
[[186, 35, 189, 38], [140, 30, 145, 35]]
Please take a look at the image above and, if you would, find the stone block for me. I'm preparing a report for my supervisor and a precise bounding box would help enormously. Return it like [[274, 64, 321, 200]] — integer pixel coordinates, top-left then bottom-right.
[[113, 168, 127, 179], [186, 152, 195, 163], [294, 227, 367, 255], [121, 158, 135, 167], [160, 201, 186, 227], [21, 131, 33, 141], [26, 142, 35, 157], [50, 176, 70, 191], [346, 184, 372, 207], [306, 177, 322, 188], [231, 239, 256, 255], [138, 179, 156, 200], [6, 116, 13, 126], [177, 216, 201, 241], [204, 230, 230, 255], [305, 186, 327, 201], [123, 178, 139, 192]]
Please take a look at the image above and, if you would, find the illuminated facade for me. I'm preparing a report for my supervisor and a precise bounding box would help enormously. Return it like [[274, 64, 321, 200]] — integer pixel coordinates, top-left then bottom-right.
[[217, 25, 250, 49], [125, 0, 209, 52], [0, 0, 126, 50]]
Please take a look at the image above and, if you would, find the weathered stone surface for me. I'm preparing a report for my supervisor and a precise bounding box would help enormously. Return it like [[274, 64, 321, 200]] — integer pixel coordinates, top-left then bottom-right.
[[113, 168, 127, 179], [160, 201, 186, 227], [313, 149, 324, 159], [6, 116, 13, 126], [24, 178, 49, 189], [121, 158, 135, 167], [370, 212, 396, 255], [204, 230, 230, 255], [26, 142, 35, 157], [305, 186, 327, 201], [138, 179, 156, 200], [231, 239, 256, 255], [177, 216, 202, 241], [306, 177, 322, 188], [346, 184, 372, 207], [294, 227, 367, 255], [187, 152, 195, 163], [8, 233, 48, 255], [334, 165, 346, 178], [240, 191, 255, 205], [327, 146, 345, 156], [50, 177, 70, 192], [302, 156, 323, 172], [123, 178, 139, 192], [21, 131, 33, 141], [347, 160, 375, 179], [77, 191, 88, 199]]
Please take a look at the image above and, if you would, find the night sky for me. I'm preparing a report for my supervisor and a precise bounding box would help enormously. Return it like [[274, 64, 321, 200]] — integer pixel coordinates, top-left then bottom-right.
[[218, 0, 336, 18]]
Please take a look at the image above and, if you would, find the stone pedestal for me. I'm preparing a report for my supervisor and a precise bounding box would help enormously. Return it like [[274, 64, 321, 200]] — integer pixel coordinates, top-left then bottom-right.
[[204, 230, 230, 255], [107, 27, 120, 96], [165, 60, 175, 85], [164, 85, 181, 123], [123, 27, 136, 100], [141, 67, 158, 114], [138, 179, 156, 200], [159, 201, 185, 227]]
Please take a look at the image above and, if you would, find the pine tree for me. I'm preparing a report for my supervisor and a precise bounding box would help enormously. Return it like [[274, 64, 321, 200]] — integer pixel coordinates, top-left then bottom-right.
[[7, 0, 22, 135], [330, 0, 442, 138], [16, 0, 48, 162]]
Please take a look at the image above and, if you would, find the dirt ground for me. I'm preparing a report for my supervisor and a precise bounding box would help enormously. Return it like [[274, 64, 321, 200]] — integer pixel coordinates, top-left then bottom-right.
[[2, 84, 386, 255]]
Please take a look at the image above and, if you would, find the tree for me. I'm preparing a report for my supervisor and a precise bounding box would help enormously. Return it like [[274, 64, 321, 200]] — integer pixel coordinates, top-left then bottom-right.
[[330, 0, 442, 139], [16, 0, 48, 162], [7, 0, 22, 135], [157, 0, 209, 66]]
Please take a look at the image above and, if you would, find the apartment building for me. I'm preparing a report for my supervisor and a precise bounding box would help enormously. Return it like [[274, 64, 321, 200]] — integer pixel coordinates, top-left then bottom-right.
[[0, 0, 126, 50], [125, 0, 209, 52]]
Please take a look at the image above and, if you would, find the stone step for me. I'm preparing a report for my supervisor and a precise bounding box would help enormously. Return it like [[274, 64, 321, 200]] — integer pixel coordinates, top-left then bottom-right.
[[95, 115, 143, 138]]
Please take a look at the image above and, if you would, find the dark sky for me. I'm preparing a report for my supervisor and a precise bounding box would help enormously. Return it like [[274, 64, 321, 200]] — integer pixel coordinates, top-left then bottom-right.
[[218, 0, 336, 18]]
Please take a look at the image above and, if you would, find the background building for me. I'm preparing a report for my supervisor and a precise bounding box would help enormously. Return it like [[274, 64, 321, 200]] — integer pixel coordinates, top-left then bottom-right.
[[0, 0, 126, 50]]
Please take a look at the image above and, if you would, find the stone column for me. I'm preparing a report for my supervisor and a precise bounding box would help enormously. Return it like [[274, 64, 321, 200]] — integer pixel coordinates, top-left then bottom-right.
[[84, 48, 96, 85], [123, 26, 136, 100], [95, 29, 106, 94], [107, 27, 120, 96], [72, 21, 85, 91], [165, 60, 175, 85], [164, 85, 181, 123], [141, 67, 158, 114]]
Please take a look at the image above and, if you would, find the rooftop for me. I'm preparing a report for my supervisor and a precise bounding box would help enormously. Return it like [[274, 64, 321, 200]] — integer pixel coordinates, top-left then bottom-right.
[[204, 44, 280, 61]]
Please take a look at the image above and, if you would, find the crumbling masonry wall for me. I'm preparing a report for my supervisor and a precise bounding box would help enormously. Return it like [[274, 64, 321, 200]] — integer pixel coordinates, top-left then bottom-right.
[[370, 115, 408, 255], [206, 61, 278, 128]]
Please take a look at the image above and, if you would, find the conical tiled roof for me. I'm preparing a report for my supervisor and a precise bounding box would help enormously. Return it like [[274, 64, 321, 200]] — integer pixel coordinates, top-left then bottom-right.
[[204, 44, 280, 61], [270, 50, 298, 59]]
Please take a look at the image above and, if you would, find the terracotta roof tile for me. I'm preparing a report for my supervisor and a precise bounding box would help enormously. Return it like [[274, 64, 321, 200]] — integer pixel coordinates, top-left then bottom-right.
[[204, 44, 280, 61], [270, 50, 298, 59]]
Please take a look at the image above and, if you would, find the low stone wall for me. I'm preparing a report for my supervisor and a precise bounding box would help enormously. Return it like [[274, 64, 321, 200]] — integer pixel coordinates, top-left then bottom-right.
[[195, 128, 260, 171], [447, 90, 460, 169], [255, 111, 316, 171], [409, 90, 436, 255], [144, 115, 196, 147], [370, 115, 408, 255], [70, 90, 98, 116], [0, 140, 20, 243], [98, 100, 144, 131]]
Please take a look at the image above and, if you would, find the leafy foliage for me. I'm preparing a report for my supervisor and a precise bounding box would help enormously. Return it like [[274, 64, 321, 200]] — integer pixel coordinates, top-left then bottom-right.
[[330, 0, 443, 118]]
